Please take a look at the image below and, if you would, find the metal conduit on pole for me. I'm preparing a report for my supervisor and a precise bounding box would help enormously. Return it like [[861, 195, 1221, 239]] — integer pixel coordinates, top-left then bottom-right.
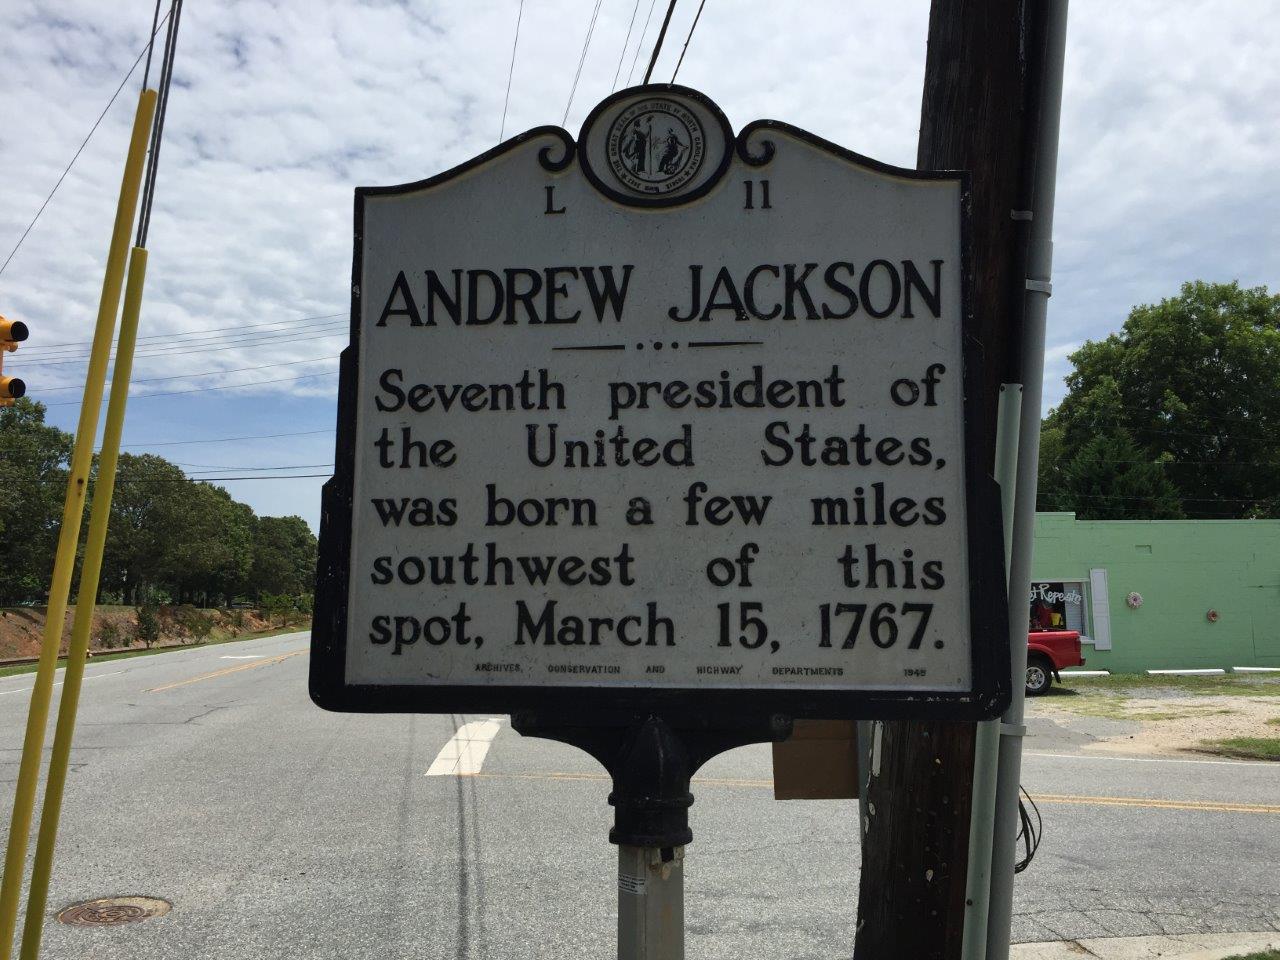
[[986, 2, 1070, 958], [962, 383, 1022, 960], [0, 87, 157, 960]]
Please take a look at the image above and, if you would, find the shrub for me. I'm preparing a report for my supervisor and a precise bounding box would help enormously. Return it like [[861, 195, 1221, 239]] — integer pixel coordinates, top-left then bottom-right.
[[135, 604, 160, 648], [97, 619, 123, 649], [259, 593, 293, 627], [173, 605, 214, 641]]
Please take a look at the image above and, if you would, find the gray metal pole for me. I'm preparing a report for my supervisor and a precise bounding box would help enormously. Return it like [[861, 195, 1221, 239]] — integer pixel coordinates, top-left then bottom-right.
[[618, 845, 684, 960], [985, 2, 1069, 958]]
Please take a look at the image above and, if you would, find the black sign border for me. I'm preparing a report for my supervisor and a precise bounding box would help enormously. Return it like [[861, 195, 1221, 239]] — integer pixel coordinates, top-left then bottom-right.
[[311, 87, 1011, 722]]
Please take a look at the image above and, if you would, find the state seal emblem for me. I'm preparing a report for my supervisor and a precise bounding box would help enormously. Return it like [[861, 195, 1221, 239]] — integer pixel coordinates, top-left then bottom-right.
[[605, 98, 706, 196]]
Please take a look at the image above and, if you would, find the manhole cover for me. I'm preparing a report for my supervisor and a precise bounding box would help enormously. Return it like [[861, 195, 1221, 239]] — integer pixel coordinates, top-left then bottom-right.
[[57, 896, 171, 927]]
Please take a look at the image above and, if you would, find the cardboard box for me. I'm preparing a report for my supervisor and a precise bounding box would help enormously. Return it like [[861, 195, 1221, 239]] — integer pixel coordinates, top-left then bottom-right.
[[771, 719, 860, 800]]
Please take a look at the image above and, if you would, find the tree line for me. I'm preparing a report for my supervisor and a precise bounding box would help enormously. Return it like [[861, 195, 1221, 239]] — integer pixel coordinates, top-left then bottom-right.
[[1038, 280, 1280, 520], [0, 399, 317, 607]]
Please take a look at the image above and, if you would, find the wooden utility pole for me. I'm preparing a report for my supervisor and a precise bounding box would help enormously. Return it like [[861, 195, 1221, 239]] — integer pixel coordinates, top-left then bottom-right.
[[855, 2, 1039, 957]]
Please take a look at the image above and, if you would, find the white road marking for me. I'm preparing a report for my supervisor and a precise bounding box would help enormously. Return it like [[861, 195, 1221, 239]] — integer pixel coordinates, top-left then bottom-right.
[[426, 719, 504, 776], [0, 671, 125, 696], [219, 655, 264, 660], [1025, 750, 1277, 769]]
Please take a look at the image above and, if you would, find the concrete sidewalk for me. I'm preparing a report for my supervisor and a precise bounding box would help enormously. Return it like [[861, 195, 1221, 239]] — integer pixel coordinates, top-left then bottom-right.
[[1014, 932, 1278, 960]]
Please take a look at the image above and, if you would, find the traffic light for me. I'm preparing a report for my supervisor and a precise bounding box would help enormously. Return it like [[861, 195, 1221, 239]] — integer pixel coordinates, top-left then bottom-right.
[[0, 315, 28, 406]]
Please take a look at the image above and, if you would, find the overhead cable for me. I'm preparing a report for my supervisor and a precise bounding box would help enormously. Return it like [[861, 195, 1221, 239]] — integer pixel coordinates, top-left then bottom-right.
[[123, 428, 333, 448], [45, 371, 335, 407], [38, 354, 337, 392], [140, 0, 164, 89], [24, 322, 347, 367], [625, 0, 660, 86], [612, 0, 644, 91], [136, 0, 185, 248], [0, 10, 173, 281], [642, 0, 679, 84], [563, 0, 607, 125], [669, 0, 707, 82], [498, 0, 525, 141], [30, 312, 345, 353]]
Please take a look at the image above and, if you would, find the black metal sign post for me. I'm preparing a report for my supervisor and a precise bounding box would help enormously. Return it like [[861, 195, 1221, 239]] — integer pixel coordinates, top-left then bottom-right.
[[512, 711, 789, 959], [311, 85, 1009, 960]]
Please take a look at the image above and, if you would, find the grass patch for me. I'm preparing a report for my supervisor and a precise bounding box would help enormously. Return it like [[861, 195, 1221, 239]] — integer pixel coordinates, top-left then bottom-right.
[[1129, 707, 1235, 721], [0, 622, 309, 679], [1221, 950, 1280, 960], [1064, 673, 1280, 698], [1040, 674, 1280, 723], [1199, 737, 1280, 761], [1267, 717, 1280, 727]]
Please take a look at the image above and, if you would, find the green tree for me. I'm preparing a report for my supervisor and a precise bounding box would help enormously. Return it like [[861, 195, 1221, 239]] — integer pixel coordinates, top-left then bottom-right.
[[0, 400, 73, 604], [1045, 281, 1280, 518], [99, 453, 189, 604], [1048, 432, 1183, 520], [156, 483, 254, 606], [250, 515, 317, 600]]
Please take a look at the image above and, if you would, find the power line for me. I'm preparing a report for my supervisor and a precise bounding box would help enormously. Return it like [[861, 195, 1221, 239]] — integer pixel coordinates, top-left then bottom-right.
[[46, 371, 336, 407], [669, 0, 707, 81], [24, 322, 347, 367], [26, 314, 345, 357], [39, 354, 337, 392], [1043, 457, 1277, 467], [498, 0, 525, 142], [626, 0, 661, 86], [563, 0, 607, 126], [0, 473, 332, 484], [141, 0, 165, 90], [30, 312, 344, 353], [173, 460, 332, 470], [1048, 492, 1265, 503], [123, 428, 332, 448], [0, 430, 335, 460], [0, 10, 173, 282], [612, 0, 644, 92], [136, 0, 184, 248], [642, 0, 680, 84]]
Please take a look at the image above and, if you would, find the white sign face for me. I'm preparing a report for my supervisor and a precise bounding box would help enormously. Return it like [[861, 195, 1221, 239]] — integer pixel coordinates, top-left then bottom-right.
[[311, 86, 1009, 720]]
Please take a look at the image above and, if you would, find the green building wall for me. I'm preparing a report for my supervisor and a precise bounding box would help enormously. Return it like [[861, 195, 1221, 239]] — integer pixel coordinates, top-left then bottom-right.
[[1031, 513, 1280, 673]]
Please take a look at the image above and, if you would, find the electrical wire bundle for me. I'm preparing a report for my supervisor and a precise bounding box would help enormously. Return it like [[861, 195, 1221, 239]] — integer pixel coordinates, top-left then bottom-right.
[[1013, 786, 1042, 873]]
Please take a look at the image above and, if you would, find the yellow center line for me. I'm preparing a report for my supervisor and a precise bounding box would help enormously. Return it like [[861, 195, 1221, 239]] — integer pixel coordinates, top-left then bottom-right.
[[460, 772, 1280, 815], [146, 650, 305, 692], [1034, 793, 1280, 815]]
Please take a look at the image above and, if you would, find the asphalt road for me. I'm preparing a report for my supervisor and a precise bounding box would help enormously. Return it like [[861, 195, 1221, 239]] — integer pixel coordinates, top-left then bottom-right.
[[1, 632, 1277, 959]]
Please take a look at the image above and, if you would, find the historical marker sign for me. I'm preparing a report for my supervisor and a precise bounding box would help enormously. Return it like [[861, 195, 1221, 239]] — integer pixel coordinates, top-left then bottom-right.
[[311, 85, 1010, 721]]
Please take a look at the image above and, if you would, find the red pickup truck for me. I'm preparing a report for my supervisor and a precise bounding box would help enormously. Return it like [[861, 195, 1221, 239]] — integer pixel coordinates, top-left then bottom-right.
[[1026, 630, 1084, 695]]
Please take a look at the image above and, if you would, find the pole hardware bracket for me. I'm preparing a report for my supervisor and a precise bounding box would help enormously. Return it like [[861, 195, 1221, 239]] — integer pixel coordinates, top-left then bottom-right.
[[1024, 279, 1052, 295], [512, 710, 792, 849], [999, 722, 1027, 737], [1010, 209, 1034, 221]]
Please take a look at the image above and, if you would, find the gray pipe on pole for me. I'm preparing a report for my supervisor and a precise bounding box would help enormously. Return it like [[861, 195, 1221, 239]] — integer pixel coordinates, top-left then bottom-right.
[[985, 2, 1070, 958]]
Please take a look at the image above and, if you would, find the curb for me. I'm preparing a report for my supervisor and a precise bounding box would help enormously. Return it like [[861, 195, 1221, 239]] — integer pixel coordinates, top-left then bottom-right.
[[0, 626, 311, 669]]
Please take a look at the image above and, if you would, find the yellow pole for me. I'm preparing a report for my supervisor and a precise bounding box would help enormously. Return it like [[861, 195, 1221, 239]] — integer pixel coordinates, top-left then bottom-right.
[[19, 248, 149, 960], [0, 88, 156, 960]]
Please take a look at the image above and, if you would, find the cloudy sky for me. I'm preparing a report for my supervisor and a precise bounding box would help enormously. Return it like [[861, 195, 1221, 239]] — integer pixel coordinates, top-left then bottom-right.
[[2, 0, 1277, 531]]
